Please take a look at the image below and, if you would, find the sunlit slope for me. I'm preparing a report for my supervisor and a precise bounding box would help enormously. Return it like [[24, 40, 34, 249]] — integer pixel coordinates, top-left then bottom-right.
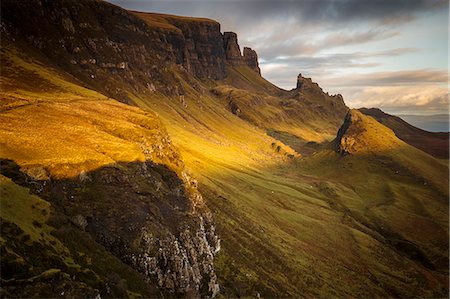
[[190, 111, 448, 297], [334, 109, 448, 193], [0, 39, 186, 180], [127, 72, 448, 297], [1, 35, 220, 297], [360, 107, 449, 158], [211, 70, 348, 143]]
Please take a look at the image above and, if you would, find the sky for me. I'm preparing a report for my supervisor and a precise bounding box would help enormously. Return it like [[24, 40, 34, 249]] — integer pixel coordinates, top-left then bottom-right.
[[110, 0, 449, 116]]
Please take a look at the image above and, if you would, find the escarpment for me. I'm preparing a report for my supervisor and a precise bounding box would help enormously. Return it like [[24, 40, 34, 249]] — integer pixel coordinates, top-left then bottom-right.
[[1, 0, 261, 103]]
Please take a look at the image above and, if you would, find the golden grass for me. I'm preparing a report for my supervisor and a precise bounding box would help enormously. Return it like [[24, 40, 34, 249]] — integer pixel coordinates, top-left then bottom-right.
[[133, 11, 218, 33], [0, 175, 73, 260], [0, 98, 178, 179]]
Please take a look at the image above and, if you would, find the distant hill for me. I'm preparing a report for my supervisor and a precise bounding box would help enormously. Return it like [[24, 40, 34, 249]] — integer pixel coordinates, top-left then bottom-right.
[[359, 108, 449, 159]]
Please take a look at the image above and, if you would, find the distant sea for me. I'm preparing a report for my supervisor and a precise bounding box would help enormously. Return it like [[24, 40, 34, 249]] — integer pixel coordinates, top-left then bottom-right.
[[397, 114, 449, 132]]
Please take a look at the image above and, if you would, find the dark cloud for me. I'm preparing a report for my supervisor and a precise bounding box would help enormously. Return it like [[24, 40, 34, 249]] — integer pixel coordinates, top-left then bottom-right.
[[110, 0, 446, 26]]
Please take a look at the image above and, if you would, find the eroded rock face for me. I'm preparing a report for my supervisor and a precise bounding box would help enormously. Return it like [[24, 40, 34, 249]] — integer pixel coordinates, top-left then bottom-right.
[[222, 32, 261, 73], [223, 32, 242, 64], [131, 213, 220, 297], [1, 0, 262, 103], [0, 121, 221, 297], [243, 47, 261, 74], [164, 18, 227, 80]]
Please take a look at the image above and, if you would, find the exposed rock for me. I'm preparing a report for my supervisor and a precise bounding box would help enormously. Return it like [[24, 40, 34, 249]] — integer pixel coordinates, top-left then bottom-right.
[[163, 17, 227, 80], [223, 32, 243, 65], [243, 47, 260, 74], [223, 33, 260, 73], [334, 109, 403, 156], [117, 62, 127, 69], [229, 100, 241, 116], [131, 214, 220, 297], [61, 17, 75, 33], [71, 214, 88, 230], [2, 0, 262, 104], [296, 73, 322, 92]]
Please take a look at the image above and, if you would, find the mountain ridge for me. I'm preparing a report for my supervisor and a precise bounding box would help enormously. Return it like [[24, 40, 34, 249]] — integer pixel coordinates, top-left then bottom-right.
[[359, 107, 449, 158]]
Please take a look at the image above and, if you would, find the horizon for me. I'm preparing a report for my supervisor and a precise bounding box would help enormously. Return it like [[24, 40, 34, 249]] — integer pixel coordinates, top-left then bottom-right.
[[110, 0, 449, 117]]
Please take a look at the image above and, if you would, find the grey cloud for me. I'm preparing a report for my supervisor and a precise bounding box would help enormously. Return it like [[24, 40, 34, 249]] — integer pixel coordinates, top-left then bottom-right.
[[255, 29, 401, 59], [109, 0, 444, 63], [261, 48, 418, 72], [109, 0, 446, 26], [324, 69, 448, 87]]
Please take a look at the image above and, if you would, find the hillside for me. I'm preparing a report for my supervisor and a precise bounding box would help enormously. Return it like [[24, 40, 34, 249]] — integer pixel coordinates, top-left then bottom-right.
[[360, 108, 449, 159], [0, 0, 448, 298]]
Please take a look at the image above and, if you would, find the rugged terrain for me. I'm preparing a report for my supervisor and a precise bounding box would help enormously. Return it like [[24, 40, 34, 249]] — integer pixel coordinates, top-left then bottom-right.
[[1, 0, 448, 298]]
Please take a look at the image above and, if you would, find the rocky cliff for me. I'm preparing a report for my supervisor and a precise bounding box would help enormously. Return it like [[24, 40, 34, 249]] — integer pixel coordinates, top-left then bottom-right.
[[223, 32, 261, 73], [243, 47, 261, 74], [1, 0, 261, 103]]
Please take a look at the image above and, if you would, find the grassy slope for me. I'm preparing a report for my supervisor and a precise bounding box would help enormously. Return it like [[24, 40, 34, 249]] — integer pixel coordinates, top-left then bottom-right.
[[359, 107, 449, 158], [1, 9, 448, 298], [126, 66, 448, 297], [0, 36, 181, 298], [0, 41, 184, 180]]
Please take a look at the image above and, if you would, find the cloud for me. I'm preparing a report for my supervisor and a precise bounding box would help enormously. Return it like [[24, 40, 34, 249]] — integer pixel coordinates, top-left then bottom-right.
[[259, 48, 422, 90], [261, 48, 417, 71], [324, 69, 448, 87], [110, 0, 446, 27], [255, 29, 401, 59], [342, 85, 449, 114]]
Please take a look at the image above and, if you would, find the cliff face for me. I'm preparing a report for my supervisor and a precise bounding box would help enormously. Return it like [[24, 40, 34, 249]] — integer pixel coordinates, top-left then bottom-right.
[[1, 1, 225, 296], [1, 0, 261, 103], [0, 95, 221, 297], [134, 12, 228, 80], [243, 47, 261, 74], [223, 32, 261, 73]]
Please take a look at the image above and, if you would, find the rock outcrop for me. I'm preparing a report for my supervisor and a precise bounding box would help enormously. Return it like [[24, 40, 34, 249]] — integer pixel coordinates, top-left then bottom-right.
[[223, 32, 243, 65], [223, 32, 261, 73], [334, 109, 403, 155], [1, 144, 221, 298], [1, 0, 261, 104], [243, 47, 261, 74]]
